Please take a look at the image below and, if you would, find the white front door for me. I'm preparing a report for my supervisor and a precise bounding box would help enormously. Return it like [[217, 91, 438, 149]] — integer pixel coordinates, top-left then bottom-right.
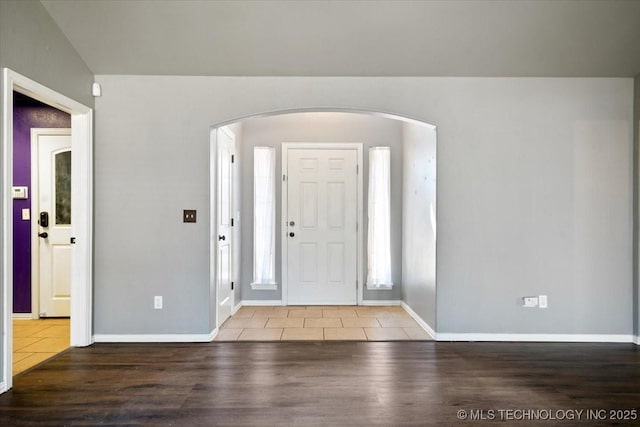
[[32, 129, 72, 317], [216, 127, 235, 326], [286, 148, 358, 305]]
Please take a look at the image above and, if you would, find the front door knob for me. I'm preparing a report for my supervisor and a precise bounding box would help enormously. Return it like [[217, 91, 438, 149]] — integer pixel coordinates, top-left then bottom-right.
[[289, 232, 295, 237], [38, 232, 48, 239], [218, 235, 226, 241]]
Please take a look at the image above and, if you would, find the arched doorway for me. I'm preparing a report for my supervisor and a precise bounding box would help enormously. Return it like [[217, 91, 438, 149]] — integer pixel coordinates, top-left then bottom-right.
[[210, 109, 436, 337]]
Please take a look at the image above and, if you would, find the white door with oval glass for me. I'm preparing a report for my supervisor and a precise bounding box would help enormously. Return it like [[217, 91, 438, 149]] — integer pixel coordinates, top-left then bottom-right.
[[285, 147, 359, 305], [31, 128, 72, 317]]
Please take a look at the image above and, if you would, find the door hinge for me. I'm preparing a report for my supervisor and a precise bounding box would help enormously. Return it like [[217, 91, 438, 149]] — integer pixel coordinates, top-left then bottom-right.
[[70, 237, 76, 244], [231, 218, 234, 227], [231, 281, 234, 290], [356, 223, 358, 232], [356, 164, 359, 174], [231, 155, 235, 163], [283, 174, 286, 181], [356, 280, 358, 290]]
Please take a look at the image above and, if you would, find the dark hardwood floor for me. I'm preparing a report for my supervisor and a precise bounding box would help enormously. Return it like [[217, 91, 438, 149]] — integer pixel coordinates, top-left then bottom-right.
[[0, 341, 638, 426]]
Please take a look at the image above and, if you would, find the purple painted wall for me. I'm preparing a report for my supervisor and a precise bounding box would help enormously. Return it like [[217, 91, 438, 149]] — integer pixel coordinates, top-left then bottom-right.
[[13, 92, 70, 313]]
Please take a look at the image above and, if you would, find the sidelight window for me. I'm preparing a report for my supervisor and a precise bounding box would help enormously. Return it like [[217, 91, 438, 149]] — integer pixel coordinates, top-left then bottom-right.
[[252, 147, 277, 288], [366, 147, 393, 289]]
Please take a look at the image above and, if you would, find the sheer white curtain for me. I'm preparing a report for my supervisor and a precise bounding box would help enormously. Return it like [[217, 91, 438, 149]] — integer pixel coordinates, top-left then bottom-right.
[[367, 147, 393, 288], [253, 147, 276, 285]]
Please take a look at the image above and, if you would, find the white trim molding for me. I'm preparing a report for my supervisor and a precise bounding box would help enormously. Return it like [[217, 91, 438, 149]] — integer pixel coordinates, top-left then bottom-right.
[[366, 285, 394, 291], [94, 329, 217, 343], [633, 335, 640, 346], [362, 299, 401, 306], [12, 313, 33, 319], [241, 300, 284, 306], [401, 302, 436, 339], [232, 302, 242, 315], [436, 333, 635, 343], [250, 283, 278, 291], [239, 299, 401, 307]]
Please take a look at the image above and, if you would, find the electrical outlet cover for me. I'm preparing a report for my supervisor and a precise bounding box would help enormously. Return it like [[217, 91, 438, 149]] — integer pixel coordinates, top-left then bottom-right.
[[183, 210, 196, 223], [539, 295, 548, 308]]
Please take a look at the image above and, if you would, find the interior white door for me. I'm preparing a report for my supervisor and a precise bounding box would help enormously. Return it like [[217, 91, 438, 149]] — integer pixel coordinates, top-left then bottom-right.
[[216, 127, 234, 326], [287, 148, 358, 305], [34, 130, 72, 317]]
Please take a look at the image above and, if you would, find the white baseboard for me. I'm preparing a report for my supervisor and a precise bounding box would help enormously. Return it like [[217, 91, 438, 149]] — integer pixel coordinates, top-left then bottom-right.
[[397, 302, 636, 344], [436, 333, 635, 343], [400, 302, 436, 339], [12, 313, 33, 319], [241, 300, 284, 306], [361, 300, 401, 306], [0, 381, 6, 395], [94, 329, 217, 343], [239, 300, 400, 307], [232, 301, 242, 314]]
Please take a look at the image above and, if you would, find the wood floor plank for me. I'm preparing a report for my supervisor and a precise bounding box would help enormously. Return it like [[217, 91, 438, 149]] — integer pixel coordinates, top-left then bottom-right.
[[0, 342, 638, 426]]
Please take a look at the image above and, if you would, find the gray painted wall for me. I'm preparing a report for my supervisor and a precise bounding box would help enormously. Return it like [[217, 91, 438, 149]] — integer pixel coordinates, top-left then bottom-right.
[[93, 75, 633, 336], [238, 112, 403, 302], [402, 122, 437, 329], [0, 0, 94, 108], [41, 0, 640, 78], [0, 0, 94, 386]]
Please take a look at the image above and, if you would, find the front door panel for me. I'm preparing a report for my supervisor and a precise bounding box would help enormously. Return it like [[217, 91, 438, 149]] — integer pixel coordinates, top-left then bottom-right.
[[287, 148, 357, 305], [35, 131, 72, 317]]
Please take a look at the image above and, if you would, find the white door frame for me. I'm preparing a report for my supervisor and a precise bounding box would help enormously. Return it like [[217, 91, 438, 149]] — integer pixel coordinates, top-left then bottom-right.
[[281, 143, 364, 306], [1, 68, 93, 393], [30, 128, 72, 319]]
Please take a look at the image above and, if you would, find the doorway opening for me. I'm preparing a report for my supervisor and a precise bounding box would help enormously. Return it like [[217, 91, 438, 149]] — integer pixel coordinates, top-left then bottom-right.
[[1, 69, 93, 393], [210, 109, 436, 334], [12, 94, 72, 375]]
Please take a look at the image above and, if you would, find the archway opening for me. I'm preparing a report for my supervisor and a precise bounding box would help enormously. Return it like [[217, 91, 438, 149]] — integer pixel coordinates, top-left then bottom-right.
[[210, 109, 437, 339]]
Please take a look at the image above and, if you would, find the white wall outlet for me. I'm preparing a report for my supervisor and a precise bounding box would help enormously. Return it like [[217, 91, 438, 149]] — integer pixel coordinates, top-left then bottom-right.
[[539, 295, 548, 308], [522, 296, 538, 308], [154, 295, 163, 309], [22, 208, 30, 220]]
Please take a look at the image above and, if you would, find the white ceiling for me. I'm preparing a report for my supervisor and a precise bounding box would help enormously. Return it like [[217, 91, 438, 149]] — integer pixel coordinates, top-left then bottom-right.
[[41, 0, 640, 77]]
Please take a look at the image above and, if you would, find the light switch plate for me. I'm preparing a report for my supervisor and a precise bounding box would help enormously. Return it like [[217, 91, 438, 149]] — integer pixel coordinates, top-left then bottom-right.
[[22, 208, 30, 220]]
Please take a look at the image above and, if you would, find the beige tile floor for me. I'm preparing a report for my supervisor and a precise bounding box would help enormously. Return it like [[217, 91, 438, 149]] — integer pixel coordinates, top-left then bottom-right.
[[216, 305, 433, 341], [13, 318, 70, 375]]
